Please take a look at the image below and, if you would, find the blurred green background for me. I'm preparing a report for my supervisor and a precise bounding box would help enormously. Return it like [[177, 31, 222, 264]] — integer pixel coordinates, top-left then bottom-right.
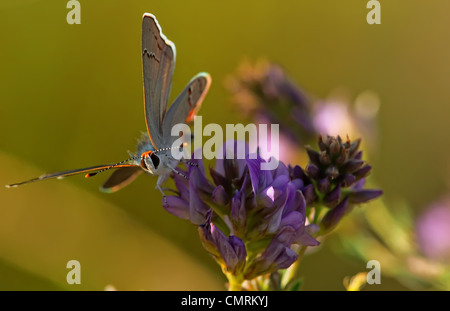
[[1, 0, 449, 290]]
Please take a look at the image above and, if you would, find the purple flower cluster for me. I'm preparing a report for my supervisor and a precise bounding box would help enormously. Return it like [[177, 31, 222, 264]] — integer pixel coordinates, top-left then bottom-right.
[[164, 141, 319, 281], [181, 60, 385, 289], [416, 197, 450, 262], [162, 134, 382, 290], [289, 135, 383, 232]]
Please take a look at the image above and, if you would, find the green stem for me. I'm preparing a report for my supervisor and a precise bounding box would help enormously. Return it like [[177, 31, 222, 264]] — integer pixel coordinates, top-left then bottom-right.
[[227, 273, 244, 291], [313, 205, 322, 224]]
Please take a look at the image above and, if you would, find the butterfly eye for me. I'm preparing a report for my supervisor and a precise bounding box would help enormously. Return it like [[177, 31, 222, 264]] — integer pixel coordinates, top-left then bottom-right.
[[150, 153, 160, 170]]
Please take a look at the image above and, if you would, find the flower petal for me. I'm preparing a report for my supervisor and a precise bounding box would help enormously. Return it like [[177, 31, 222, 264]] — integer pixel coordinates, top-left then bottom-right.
[[189, 170, 212, 225], [280, 211, 303, 231], [231, 190, 247, 228], [301, 184, 317, 204], [229, 235, 247, 272], [259, 186, 275, 207], [294, 230, 320, 246], [348, 189, 383, 204], [190, 165, 215, 195], [212, 185, 229, 206], [211, 224, 246, 274], [274, 161, 289, 179], [163, 196, 190, 220], [215, 140, 249, 178], [323, 184, 341, 208], [321, 197, 349, 231]]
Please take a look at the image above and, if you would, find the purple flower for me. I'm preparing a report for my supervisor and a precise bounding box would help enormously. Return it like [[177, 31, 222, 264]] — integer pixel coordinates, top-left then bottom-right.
[[416, 197, 450, 263], [165, 141, 319, 281], [312, 101, 356, 138], [244, 226, 299, 279], [163, 134, 382, 287], [199, 220, 247, 275], [225, 59, 316, 146], [288, 135, 382, 233], [312, 93, 380, 150], [163, 158, 214, 225]]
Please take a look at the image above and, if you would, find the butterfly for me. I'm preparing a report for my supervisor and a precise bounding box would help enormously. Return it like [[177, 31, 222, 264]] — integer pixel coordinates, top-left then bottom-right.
[[6, 13, 211, 201]]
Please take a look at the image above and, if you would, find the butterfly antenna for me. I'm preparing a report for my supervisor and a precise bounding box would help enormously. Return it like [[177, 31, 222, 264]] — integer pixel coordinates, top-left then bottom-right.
[[153, 143, 198, 167], [153, 142, 190, 154], [85, 156, 140, 178]]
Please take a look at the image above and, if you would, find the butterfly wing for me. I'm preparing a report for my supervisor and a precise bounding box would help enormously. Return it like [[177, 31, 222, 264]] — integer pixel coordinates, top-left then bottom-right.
[[162, 73, 211, 146], [142, 13, 176, 150], [100, 166, 143, 193], [6, 164, 139, 188]]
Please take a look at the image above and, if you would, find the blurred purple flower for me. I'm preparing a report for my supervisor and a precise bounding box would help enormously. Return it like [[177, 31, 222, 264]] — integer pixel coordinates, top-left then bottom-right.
[[226, 60, 382, 165], [225, 59, 316, 147], [416, 197, 450, 263], [312, 101, 356, 138]]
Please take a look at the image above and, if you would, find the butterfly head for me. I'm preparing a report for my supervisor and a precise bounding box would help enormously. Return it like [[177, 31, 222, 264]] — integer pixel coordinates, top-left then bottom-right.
[[140, 150, 160, 174]]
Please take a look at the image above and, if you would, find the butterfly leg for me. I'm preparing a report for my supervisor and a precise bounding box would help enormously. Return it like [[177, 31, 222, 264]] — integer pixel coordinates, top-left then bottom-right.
[[156, 174, 170, 207], [171, 167, 189, 179]]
